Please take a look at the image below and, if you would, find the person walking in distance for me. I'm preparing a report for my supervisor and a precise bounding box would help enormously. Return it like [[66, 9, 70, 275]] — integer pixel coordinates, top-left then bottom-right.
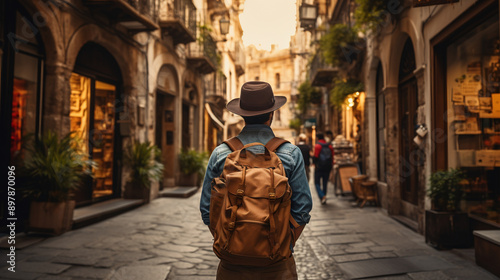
[[200, 81, 313, 280], [296, 133, 311, 182], [313, 132, 334, 205]]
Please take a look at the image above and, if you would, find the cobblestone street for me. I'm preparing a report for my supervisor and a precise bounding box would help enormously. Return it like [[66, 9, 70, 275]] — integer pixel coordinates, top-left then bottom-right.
[[1, 179, 497, 280]]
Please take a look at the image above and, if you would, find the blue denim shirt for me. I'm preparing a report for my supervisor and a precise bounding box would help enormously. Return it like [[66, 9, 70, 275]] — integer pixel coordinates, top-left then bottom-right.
[[200, 124, 313, 226]]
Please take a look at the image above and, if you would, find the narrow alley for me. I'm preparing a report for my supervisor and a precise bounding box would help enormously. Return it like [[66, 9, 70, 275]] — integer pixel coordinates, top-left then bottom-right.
[[1, 179, 496, 280]]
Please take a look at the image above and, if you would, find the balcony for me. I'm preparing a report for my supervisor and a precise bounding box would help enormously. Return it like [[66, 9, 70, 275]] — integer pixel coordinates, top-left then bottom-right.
[[231, 41, 246, 77], [310, 52, 338, 86], [159, 0, 197, 45], [187, 33, 218, 74], [84, 0, 159, 32]]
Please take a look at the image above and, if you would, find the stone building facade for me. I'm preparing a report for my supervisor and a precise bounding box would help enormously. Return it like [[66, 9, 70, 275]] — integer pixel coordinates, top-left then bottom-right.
[[303, 0, 500, 235], [245, 44, 296, 142], [1, 0, 245, 228]]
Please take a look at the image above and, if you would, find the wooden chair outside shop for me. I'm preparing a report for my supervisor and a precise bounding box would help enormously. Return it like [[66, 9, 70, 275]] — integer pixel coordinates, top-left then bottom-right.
[[359, 181, 379, 208], [348, 175, 379, 208], [349, 174, 368, 204]]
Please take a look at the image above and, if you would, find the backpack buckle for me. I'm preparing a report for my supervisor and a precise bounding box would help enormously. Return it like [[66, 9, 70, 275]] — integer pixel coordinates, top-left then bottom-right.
[[237, 189, 244, 196], [269, 192, 276, 200]]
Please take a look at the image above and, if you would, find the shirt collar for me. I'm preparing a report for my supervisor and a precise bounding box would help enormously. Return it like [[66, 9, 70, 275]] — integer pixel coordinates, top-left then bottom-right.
[[240, 124, 274, 134]]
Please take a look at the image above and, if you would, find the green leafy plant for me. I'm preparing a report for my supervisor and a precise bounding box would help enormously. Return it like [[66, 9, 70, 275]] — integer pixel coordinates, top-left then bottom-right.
[[22, 131, 96, 202], [319, 24, 361, 66], [124, 142, 164, 189], [179, 149, 208, 178], [330, 79, 364, 108], [428, 169, 466, 212], [289, 118, 302, 134], [354, 0, 390, 33], [297, 80, 322, 117]]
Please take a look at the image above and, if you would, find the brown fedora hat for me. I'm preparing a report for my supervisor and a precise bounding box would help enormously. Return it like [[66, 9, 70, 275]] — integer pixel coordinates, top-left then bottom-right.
[[227, 81, 287, 116]]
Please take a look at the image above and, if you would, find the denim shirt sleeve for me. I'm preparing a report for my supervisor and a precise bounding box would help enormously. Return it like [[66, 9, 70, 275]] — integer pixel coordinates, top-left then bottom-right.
[[200, 144, 230, 225], [277, 143, 313, 226]]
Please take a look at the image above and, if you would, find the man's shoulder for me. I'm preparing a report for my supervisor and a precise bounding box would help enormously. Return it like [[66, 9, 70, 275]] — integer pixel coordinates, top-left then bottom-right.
[[275, 141, 298, 155], [211, 142, 233, 158]]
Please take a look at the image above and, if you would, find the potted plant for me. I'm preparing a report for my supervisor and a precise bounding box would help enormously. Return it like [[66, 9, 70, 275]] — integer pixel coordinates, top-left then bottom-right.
[[123, 142, 164, 203], [22, 131, 95, 235], [425, 168, 472, 249], [177, 149, 208, 186]]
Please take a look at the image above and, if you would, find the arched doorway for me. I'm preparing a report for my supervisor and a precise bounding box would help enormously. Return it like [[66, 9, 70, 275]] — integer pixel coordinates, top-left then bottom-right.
[[71, 42, 122, 205], [182, 83, 199, 150], [398, 38, 420, 205], [155, 65, 178, 188]]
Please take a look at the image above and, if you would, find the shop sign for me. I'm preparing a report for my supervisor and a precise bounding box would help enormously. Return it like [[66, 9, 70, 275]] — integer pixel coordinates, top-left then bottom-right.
[[413, 0, 458, 7]]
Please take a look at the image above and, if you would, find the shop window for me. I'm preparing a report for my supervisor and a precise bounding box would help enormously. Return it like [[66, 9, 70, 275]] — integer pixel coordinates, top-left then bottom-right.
[[11, 53, 39, 157], [70, 73, 116, 200], [446, 15, 500, 224], [6, 9, 44, 162]]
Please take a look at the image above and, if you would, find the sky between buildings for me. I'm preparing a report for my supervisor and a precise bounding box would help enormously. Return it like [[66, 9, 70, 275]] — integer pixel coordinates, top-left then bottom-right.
[[239, 0, 296, 51]]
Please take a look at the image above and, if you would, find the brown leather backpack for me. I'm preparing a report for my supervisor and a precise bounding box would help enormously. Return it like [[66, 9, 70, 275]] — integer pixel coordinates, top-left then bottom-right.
[[209, 137, 299, 266]]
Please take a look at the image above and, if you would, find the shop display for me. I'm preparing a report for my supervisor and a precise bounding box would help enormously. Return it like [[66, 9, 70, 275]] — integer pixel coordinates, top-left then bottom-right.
[[447, 18, 500, 224], [70, 74, 116, 200]]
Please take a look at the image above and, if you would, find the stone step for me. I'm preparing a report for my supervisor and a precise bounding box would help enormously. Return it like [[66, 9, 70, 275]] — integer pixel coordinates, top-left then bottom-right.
[[73, 198, 143, 229], [159, 186, 199, 198]]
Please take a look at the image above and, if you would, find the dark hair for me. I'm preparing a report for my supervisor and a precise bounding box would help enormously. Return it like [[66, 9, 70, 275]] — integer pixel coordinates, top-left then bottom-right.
[[325, 130, 333, 137], [242, 113, 272, 124], [316, 132, 324, 140]]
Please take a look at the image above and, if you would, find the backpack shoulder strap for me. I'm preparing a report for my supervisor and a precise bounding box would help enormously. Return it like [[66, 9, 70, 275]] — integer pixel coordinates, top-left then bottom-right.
[[223, 137, 244, 151], [265, 137, 289, 152]]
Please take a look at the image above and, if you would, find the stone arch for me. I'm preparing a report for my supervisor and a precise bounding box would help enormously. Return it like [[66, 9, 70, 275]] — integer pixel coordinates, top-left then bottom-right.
[[387, 17, 423, 87], [65, 23, 135, 86], [17, 0, 61, 66], [157, 64, 179, 95], [150, 51, 183, 94]]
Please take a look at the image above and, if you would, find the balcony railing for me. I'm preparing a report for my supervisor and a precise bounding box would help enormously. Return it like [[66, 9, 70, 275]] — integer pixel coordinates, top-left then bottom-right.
[[231, 41, 246, 77], [84, 0, 159, 32], [187, 33, 218, 74], [309, 52, 338, 86], [159, 0, 197, 45]]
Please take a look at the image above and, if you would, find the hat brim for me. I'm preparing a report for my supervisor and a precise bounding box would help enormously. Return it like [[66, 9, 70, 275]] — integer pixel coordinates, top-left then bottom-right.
[[226, 96, 287, 117]]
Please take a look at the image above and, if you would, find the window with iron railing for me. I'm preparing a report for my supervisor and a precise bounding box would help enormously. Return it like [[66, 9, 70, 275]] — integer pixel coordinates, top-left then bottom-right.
[[173, 0, 196, 35], [127, 0, 159, 22]]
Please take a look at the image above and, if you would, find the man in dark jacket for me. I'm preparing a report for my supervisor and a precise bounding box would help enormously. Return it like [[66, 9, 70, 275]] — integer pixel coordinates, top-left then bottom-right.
[[313, 132, 334, 205], [296, 133, 311, 182]]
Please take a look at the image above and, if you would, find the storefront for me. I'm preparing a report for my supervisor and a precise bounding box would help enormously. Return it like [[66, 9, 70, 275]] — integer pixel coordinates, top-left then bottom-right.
[[71, 42, 122, 205], [1, 1, 45, 169], [433, 0, 500, 229]]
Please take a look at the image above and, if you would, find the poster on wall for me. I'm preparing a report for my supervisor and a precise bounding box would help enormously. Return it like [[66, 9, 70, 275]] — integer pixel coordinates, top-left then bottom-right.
[[465, 96, 480, 113], [452, 87, 464, 103], [479, 97, 492, 110], [482, 93, 500, 118]]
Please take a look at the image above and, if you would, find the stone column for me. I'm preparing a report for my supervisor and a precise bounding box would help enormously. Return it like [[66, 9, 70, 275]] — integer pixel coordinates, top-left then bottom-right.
[[384, 85, 401, 216], [43, 62, 73, 137]]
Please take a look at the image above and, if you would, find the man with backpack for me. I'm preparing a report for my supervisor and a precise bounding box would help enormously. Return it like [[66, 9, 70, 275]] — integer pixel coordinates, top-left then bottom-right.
[[313, 132, 334, 205], [199, 81, 313, 279]]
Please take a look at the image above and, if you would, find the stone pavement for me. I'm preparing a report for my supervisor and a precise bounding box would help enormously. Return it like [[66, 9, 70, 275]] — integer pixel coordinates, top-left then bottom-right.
[[1, 179, 498, 280]]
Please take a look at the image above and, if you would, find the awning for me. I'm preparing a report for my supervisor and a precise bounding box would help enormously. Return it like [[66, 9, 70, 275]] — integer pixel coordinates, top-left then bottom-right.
[[205, 103, 224, 129]]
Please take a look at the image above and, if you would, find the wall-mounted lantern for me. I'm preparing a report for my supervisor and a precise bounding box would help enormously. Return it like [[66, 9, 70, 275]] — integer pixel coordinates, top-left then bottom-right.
[[299, 3, 317, 31], [219, 17, 230, 36]]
